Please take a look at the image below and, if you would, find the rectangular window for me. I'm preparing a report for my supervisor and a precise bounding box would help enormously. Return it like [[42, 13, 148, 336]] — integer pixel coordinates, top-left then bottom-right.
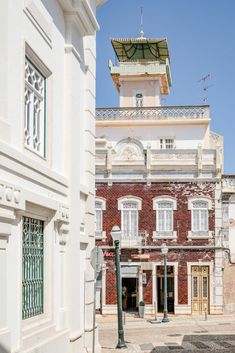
[[24, 57, 46, 157], [95, 201, 103, 233], [160, 138, 174, 150], [122, 202, 138, 237], [22, 216, 44, 320], [192, 201, 208, 231], [157, 202, 173, 231]]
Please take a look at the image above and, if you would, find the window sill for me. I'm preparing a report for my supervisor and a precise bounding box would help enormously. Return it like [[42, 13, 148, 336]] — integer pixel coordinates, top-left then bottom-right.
[[95, 231, 106, 241], [153, 231, 177, 240], [187, 231, 213, 240], [24, 144, 46, 160]]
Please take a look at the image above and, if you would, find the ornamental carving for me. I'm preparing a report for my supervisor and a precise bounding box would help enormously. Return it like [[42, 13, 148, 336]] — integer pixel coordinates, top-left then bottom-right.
[[115, 139, 144, 161], [0, 180, 24, 210]]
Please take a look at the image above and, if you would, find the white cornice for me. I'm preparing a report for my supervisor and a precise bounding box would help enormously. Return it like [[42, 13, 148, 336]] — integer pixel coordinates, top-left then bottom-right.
[[61, 0, 99, 35], [96, 0, 108, 8], [96, 119, 210, 127]]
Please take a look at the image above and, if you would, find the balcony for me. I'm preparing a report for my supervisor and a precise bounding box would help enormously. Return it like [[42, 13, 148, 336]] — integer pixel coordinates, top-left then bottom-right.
[[115, 231, 148, 248], [222, 175, 235, 194], [96, 105, 210, 123]]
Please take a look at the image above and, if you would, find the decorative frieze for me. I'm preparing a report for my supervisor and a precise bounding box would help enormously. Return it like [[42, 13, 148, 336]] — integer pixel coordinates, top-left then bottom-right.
[[0, 181, 24, 211], [96, 105, 209, 122], [96, 142, 221, 180]]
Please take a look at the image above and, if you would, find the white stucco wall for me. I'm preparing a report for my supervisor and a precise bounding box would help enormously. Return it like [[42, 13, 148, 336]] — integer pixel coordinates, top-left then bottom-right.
[[120, 79, 161, 107], [97, 124, 208, 149], [0, 0, 104, 352], [228, 198, 235, 260]]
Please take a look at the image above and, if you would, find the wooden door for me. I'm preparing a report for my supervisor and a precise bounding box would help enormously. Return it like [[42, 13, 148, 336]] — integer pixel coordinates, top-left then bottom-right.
[[191, 266, 209, 314]]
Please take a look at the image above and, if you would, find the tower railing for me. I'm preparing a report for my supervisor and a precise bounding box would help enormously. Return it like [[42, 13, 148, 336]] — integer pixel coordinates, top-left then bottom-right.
[[96, 105, 210, 121]]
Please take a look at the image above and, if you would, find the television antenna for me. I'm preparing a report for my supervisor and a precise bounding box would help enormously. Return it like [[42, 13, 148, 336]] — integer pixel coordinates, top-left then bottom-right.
[[198, 73, 212, 103]]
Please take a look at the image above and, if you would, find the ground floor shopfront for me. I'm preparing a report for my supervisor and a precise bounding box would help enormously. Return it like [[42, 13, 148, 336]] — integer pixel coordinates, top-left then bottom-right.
[[98, 249, 223, 316]]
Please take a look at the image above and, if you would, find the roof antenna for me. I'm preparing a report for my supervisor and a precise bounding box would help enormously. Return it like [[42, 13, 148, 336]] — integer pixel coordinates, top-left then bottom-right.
[[140, 7, 145, 38], [198, 74, 213, 103]]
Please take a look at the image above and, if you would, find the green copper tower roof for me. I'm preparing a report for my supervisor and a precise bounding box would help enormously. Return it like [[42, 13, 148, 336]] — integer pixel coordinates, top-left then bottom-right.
[[111, 38, 170, 63]]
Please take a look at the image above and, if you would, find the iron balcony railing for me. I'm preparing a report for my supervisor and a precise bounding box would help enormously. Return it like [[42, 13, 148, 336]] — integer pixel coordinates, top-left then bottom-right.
[[222, 175, 235, 193], [96, 105, 210, 121]]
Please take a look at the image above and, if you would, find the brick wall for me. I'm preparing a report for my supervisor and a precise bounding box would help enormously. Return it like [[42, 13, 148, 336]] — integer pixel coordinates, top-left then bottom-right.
[[96, 182, 215, 247], [104, 249, 214, 305], [98, 182, 215, 307]]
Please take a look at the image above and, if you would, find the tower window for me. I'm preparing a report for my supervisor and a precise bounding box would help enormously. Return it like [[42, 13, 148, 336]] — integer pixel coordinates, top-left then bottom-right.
[[135, 93, 143, 107]]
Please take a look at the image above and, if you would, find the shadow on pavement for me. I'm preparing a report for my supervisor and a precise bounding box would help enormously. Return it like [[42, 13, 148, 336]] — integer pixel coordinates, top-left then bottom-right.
[[149, 334, 235, 353], [0, 344, 9, 353]]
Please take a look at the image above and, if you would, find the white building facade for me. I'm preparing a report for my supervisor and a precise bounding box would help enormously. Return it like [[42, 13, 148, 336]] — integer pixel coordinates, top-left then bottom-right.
[[221, 176, 235, 313], [95, 37, 225, 316], [0, 0, 106, 352]]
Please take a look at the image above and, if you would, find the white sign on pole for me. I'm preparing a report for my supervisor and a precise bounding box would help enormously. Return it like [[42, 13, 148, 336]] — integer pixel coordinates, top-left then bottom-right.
[[90, 247, 104, 278]]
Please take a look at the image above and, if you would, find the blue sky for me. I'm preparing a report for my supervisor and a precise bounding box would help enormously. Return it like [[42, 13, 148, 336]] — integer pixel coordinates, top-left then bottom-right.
[[96, 0, 235, 174]]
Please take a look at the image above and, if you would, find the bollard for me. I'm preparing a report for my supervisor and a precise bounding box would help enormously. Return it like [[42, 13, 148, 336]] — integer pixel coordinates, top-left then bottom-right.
[[204, 307, 208, 321]]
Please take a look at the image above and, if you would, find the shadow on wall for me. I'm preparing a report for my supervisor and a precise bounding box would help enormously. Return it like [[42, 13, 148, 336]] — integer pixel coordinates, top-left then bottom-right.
[[0, 344, 10, 353]]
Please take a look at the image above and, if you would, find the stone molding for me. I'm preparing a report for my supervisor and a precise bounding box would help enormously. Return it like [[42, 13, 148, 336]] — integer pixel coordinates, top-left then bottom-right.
[[0, 180, 24, 211], [117, 195, 142, 210], [54, 205, 70, 245], [64, 0, 99, 37]]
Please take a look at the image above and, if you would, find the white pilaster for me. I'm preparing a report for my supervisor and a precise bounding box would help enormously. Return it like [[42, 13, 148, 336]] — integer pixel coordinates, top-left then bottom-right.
[[138, 268, 143, 302]]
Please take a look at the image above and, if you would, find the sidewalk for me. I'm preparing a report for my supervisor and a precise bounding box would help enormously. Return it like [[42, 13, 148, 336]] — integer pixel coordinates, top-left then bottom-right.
[[97, 313, 235, 353]]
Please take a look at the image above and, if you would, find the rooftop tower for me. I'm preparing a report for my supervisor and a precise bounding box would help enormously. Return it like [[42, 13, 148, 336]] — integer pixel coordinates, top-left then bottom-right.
[[109, 36, 172, 107]]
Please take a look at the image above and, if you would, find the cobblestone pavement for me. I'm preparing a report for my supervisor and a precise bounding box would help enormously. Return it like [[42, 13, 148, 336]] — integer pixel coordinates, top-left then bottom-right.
[[97, 314, 235, 353]]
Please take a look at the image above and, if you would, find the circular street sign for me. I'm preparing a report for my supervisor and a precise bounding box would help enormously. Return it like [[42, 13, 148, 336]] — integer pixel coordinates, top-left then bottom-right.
[[90, 247, 104, 277]]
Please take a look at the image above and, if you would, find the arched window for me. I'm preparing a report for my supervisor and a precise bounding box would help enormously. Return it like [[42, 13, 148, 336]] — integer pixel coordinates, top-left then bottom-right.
[[153, 197, 177, 239], [188, 197, 212, 239], [118, 196, 142, 237], [191, 201, 208, 231], [156, 201, 174, 231], [135, 93, 143, 107]]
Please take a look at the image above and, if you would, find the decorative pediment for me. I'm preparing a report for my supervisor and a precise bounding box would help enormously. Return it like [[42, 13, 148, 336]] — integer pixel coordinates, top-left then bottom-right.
[[115, 139, 144, 162]]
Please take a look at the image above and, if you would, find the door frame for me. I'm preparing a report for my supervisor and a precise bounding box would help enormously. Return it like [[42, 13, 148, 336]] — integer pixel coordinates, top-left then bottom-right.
[[153, 262, 178, 314], [187, 262, 213, 314]]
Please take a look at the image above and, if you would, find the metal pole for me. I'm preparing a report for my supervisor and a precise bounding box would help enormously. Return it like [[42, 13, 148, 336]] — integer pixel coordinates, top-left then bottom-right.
[[162, 254, 169, 322], [114, 240, 127, 349], [154, 301, 157, 321]]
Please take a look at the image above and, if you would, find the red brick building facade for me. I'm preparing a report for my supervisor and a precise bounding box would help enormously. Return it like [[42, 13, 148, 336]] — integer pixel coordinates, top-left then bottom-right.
[[96, 182, 218, 314]]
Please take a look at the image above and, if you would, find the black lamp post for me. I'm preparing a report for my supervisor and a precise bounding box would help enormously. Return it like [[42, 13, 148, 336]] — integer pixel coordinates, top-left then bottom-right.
[[111, 225, 127, 349], [161, 243, 169, 323]]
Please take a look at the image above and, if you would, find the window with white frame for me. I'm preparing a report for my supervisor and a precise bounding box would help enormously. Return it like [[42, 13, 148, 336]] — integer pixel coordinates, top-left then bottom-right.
[[95, 201, 103, 233], [118, 197, 142, 237], [22, 216, 44, 319], [160, 138, 174, 150], [188, 197, 212, 238], [24, 57, 46, 157], [153, 197, 177, 239], [135, 93, 143, 107], [191, 201, 208, 231], [156, 201, 173, 231], [122, 201, 138, 236], [95, 198, 106, 239]]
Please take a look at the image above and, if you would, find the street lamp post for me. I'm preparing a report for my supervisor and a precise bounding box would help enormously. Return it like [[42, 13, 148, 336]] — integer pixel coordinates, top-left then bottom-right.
[[111, 225, 127, 349], [161, 243, 169, 323]]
